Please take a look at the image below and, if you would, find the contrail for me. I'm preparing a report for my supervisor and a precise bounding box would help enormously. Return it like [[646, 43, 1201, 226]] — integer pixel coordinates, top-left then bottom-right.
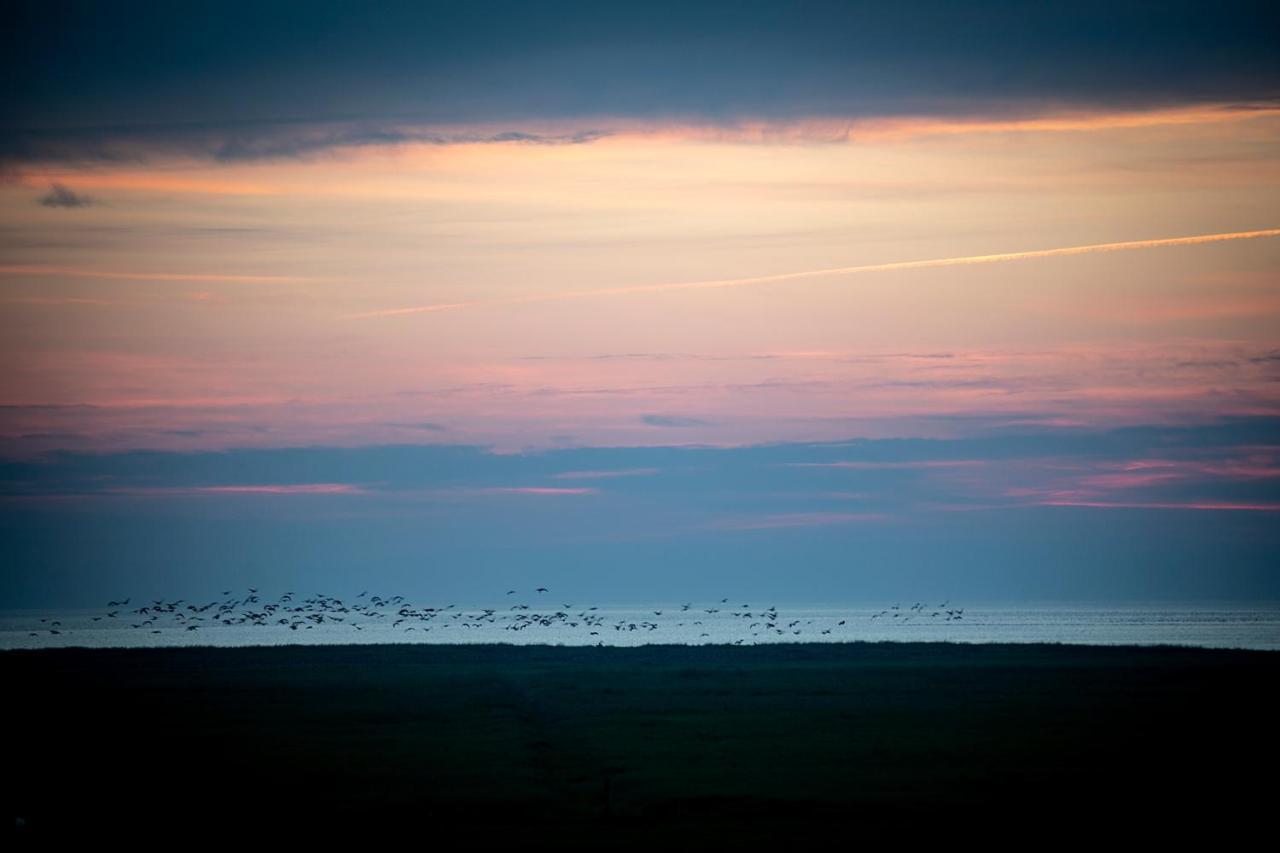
[[351, 228, 1280, 319]]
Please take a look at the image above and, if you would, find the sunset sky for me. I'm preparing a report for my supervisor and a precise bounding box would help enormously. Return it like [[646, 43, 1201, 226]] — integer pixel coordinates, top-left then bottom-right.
[[2, 1, 1278, 605]]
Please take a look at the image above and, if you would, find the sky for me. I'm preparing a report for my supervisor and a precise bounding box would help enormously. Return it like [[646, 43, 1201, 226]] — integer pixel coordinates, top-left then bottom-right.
[[2, 1, 1278, 606]]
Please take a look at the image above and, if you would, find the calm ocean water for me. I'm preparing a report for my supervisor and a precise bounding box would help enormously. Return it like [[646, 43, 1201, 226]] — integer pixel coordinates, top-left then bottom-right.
[[3, 602, 1278, 651]]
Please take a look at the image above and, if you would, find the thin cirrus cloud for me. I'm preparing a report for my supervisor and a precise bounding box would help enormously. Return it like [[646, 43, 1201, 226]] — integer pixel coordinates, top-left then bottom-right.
[[784, 460, 986, 470], [1031, 499, 1280, 512], [990, 454, 1280, 514], [708, 512, 890, 531], [0, 265, 315, 284], [22, 483, 601, 501], [465, 486, 598, 496], [642, 415, 712, 428], [552, 468, 661, 480], [103, 483, 368, 497]]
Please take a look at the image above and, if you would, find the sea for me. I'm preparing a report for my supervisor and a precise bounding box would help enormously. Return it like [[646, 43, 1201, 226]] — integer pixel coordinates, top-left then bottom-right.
[[3, 601, 1278, 651]]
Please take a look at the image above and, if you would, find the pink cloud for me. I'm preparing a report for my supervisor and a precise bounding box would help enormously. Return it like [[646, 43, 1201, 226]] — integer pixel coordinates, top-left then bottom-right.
[[1073, 471, 1185, 490], [551, 468, 661, 480], [1117, 458, 1280, 479], [1035, 500, 1280, 512], [1055, 455, 1280, 494], [5, 340, 1278, 455], [470, 486, 598, 496], [106, 483, 367, 496], [785, 460, 985, 470]]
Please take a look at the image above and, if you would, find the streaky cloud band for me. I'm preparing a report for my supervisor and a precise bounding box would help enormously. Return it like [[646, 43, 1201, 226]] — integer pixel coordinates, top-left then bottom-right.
[[0, 265, 315, 284]]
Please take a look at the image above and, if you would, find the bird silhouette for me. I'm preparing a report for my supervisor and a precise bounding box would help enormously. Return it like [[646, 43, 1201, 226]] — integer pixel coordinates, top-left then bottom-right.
[[29, 583, 973, 649]]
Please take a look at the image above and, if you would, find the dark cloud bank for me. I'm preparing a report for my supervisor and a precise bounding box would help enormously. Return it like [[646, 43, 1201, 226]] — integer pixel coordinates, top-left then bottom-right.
[[4, 0, 1278, 165]]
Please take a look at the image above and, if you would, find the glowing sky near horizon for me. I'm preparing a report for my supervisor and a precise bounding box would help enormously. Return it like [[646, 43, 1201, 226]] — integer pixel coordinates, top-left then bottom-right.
[[2, 0, 1278, 604], [3, 109, 1278, 452]]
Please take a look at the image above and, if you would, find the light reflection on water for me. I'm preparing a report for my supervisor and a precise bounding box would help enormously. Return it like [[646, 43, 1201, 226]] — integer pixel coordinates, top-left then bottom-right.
[[3, 603, 1278, 651]]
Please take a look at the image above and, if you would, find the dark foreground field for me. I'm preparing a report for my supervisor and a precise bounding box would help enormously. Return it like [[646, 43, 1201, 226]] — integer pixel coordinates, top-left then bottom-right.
[[5, 642, 1278, 843]]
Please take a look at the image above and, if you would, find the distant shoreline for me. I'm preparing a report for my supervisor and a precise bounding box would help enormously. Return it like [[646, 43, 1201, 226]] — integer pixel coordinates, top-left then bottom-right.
[[5, 637, 1280, 654], [6, 638, 1278, 657]]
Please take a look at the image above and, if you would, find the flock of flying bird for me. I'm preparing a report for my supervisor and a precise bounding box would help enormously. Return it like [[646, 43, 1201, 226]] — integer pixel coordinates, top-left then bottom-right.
[[28, 588, 965, 644]]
